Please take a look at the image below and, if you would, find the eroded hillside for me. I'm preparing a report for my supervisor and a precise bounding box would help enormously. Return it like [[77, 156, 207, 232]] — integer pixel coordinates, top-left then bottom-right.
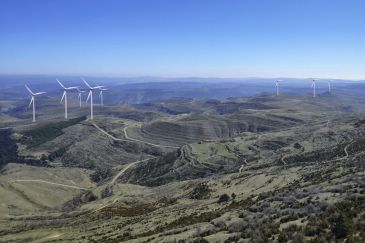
[[0, 93, 364, 242]]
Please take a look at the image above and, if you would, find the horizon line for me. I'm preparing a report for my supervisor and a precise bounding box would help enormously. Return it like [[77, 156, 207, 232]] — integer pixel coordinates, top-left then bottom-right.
[[0, 73, 363, 82]]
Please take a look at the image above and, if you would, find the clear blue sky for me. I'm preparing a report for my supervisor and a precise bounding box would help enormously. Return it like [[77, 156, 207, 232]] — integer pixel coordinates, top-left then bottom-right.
[[1, 0, 365, 79]]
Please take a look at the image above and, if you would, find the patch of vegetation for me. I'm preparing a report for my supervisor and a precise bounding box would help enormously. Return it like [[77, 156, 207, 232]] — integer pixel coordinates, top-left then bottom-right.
[[189, 183, 211, 200], [0, 129, 21, 168], [62, 190, 97, 211], [90, 167, 112, 183], [0, 129, 46, 168], [21, 116, 86, 148], [48, 146, 68, 161], [100, 203, 158, 217]]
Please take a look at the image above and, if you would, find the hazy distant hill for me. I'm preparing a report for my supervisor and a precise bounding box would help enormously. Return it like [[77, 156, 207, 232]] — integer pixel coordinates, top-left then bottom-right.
[[1, 74, 365, 104]]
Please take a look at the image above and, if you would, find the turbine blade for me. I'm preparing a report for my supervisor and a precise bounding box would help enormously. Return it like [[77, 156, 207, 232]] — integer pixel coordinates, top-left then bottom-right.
[[25, 85, 35, 95], [60, 91, 66, 103], [57, 79, 66, 89], [28, 97, 34, 107], [86, 91, 91, 103], [82, 78, 92, 89], [34, 92, 46, 95]]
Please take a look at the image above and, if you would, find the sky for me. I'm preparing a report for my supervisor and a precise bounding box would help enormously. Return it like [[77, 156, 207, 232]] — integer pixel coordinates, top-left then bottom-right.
[[1, 0, 365, 79]]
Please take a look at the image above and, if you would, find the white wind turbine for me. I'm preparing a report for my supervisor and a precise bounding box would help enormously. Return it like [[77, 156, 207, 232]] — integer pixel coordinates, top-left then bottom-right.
[[82, 78, 104, 120], [25, 85, 46, 122], [98, 87, 108, 106], [311, 79, 318, 98], [76, 87, 86, 108], [57, 79, 78, 120], [275, 80, 282, 96], [328, 80, 332, 93]]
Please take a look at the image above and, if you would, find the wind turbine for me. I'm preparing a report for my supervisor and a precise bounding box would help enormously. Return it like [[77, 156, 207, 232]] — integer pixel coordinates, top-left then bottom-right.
[[25, 85, 46, 122], [57, 79, 78, 120], [98, 87, 108, 106], [311, 79, 318, 98], [82, 78, 104, 120], [328, 80, 332, 93], [76, 87, 86, 108], [275, 80, 282, 96]]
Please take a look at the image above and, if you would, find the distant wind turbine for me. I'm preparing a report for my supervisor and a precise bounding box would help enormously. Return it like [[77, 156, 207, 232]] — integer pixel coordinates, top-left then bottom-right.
[[328, 80, 332, 93], [99, 88, 108, 106], [311, 79, 318, 98], [25, 85, 46, 122], [57, 79, 78, 120], [82, 78, 104, 120], [275, 80, 282, 96], [76, 87, 86, 108]]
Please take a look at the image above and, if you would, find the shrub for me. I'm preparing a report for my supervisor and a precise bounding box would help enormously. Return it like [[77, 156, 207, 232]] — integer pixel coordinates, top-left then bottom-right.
[[218, 194, 230, 203], [189, 183, 211, 200]]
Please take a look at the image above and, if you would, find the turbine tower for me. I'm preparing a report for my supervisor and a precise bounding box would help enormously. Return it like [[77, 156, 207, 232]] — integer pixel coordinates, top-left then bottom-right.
[[76, 88, 86, 108], [25, 85, 46, 122], [311, 79, 317, 98], [328, 80, 332, 93], [275, 80, 282, 96], [99, 88, 108, 106], [82, 78, 103, 120], [57, 79, 78, 120]]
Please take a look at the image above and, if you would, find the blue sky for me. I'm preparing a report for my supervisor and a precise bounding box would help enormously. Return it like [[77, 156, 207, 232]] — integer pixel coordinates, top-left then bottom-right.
[[1, 0, 365, 79]]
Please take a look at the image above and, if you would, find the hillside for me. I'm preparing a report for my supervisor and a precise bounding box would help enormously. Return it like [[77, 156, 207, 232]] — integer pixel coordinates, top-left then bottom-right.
[[0, 92, 364, 242]]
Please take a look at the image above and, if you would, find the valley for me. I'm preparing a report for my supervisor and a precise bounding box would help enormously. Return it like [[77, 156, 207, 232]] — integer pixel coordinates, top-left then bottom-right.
[[0, 92, 364, 242]]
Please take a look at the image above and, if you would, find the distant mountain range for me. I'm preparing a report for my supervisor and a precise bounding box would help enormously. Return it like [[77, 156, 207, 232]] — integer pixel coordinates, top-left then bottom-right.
[[1, 74, 365, 104]]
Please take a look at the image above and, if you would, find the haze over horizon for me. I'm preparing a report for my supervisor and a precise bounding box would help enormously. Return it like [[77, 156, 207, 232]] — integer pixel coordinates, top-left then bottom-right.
[[1, 0, 365, 79]]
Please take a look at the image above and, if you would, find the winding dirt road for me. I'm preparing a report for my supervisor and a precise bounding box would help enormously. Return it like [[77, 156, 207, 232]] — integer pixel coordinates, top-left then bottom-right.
[[111, 158, 152, 184], [343, 141, 353, 158], [92, 122, 180, 149], [123, 125, 180, 149]]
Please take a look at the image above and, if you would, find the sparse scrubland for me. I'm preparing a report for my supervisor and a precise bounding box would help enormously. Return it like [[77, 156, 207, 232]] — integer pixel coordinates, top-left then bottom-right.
[[0, 93, 364, 242]]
